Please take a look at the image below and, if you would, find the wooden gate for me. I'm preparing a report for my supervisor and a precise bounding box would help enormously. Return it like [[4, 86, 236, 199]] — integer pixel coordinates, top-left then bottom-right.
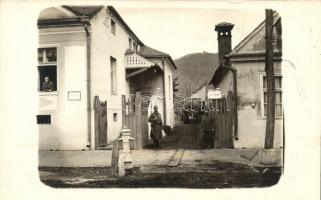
[[205, 92, 235, 148], [122, 92, 149, 149], [93, 96, 107, 149]]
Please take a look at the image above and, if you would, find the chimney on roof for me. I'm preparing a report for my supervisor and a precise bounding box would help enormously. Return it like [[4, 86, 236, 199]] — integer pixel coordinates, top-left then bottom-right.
[[215, 22, 234, 63]]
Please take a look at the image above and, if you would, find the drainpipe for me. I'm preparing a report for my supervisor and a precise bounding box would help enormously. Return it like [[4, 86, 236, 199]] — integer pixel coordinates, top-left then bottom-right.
[[161, 57, 167, 125], [83, 19, 92, 149], [222, 65, 238, 140]]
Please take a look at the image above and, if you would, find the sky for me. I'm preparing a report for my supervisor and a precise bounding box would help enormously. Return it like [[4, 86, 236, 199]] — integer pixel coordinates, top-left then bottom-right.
[[116, 7, 265, 59]]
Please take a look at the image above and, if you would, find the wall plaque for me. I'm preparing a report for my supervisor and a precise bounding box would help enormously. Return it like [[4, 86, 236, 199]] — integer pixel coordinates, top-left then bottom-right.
[[68, 91, 81, 101]]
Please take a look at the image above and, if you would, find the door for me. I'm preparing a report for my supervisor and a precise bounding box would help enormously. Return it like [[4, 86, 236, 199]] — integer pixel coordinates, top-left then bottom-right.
[[94, 96, 108, 149], [205, 92, 235, 148]]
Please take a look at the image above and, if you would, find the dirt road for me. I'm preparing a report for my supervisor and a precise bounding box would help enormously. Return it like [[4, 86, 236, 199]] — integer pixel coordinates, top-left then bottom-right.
[[39, 161, 281, 188]]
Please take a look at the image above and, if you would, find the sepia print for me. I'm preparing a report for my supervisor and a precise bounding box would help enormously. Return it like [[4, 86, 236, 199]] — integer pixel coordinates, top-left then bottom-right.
[[37, 5, 283, 188]]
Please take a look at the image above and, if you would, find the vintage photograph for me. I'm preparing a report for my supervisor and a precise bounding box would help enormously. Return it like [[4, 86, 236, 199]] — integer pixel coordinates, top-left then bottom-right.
[[37, 5, 283, 188]]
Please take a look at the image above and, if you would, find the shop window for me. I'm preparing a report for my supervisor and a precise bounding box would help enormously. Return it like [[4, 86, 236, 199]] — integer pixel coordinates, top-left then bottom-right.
[[37, 115, 51, 124], [38, 47, 57, 92]]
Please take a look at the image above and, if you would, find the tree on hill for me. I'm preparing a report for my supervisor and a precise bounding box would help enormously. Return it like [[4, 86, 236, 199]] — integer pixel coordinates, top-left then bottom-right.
[[173, 76, 179, 97]]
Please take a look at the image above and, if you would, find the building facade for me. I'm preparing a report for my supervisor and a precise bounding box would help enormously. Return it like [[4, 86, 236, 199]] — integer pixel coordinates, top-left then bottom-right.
[[37, 6, 176, 150], [210, 12, 283, 148]]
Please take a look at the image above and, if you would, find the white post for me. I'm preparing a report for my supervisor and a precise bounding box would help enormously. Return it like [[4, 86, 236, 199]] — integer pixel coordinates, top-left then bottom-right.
[[118, 127, 134, 176]]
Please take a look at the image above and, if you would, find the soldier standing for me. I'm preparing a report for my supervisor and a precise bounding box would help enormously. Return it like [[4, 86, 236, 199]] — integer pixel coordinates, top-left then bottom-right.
[[200, 110, 215, 149], [148, 105, 163, 148]]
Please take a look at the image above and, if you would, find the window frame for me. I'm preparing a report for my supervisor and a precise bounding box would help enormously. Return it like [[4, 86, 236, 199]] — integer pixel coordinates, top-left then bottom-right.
[[110, 56, 117, 95], [37, 45, 58, 93], [168, 75, 171, 100], [37, 115, 51, 125], [129, 38, 132, 50], [133, 42, 137, 52], [259, 72, 283, 119], [111, 19, 116, 36]]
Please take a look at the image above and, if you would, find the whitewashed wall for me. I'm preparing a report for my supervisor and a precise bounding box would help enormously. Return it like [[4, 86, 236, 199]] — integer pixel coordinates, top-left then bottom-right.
[[215, 60, 283, 148], [90, 8, 135, 146], [38, 7, 176, 150], [149, 58, 176, 127], [38, 27, 88, 150], [164, 59, 175, 127]]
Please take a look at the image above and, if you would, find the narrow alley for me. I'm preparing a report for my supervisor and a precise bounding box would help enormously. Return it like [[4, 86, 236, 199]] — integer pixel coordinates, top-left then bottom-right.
[[160, 124, 200, 150]]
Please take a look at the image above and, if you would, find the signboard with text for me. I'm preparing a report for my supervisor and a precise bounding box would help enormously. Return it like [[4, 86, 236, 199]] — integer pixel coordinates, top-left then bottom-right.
[[208, 89, 222, 99], [68, 91, 81, 101]]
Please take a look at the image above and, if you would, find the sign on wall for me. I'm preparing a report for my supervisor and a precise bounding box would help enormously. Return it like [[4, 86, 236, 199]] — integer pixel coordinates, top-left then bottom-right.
[[68, 91, 81, 101], [208, 89, 222, 99]]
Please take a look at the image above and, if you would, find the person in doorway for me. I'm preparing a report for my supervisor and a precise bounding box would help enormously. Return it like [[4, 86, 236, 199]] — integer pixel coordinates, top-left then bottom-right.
[[148, 105, 163, 148], [200, 109, 215, 149], [43, 76, 54, 92]]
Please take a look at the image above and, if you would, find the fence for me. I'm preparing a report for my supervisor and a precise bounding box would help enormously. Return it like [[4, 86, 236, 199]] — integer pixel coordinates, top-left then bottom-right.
[[202, 92, 235, 148], [122, 92, 149, 149]]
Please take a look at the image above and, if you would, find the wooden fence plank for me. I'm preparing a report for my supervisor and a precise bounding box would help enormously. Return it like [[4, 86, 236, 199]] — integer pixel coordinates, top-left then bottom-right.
[[229, 114, 234, 148], [136, 116, 142, 149], [141, 114, 148, 147], [217, 113, 221, 148], [222, 110, 227, 148], [214, 113, 219, 148], [225, 112, 231, 148]]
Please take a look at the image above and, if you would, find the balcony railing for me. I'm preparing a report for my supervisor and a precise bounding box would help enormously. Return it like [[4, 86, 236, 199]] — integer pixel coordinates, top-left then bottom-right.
[[125, 52, 155, 69]]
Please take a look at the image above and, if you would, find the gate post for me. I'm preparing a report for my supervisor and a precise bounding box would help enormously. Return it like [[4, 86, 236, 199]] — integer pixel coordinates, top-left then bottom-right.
[[118, 127, 134, 176], [134, 92, 142, 149], [122, 95, 126, 127]]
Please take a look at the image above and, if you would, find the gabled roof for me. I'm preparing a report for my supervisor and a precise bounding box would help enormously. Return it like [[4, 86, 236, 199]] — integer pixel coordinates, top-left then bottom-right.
[[138, 45, 170, 57], [138, 45, 177, 70], [210, 62, 229, 87], [106, 6, 144, 46], [228, 11, 281, 57], [192, 82, 207, 94], [38, 7, 77, 20], [38, 6, 177, 70], [38, 5, 143, 45], [211, 11, 282, 87], [62, 5, 103, 18]]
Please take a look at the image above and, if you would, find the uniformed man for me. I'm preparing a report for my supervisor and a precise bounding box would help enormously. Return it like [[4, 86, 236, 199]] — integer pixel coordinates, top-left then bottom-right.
[[148, 105, 163, 148], [43, 76, 54, 92], [200, 109, 215, 149]]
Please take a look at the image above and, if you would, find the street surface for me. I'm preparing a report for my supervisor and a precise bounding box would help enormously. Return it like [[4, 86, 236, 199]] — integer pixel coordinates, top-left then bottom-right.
[[39, 123, 283, 188]]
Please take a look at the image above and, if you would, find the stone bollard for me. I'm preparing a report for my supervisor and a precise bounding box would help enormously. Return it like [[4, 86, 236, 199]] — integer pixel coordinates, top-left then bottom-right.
[[118, 127, 134, 176]]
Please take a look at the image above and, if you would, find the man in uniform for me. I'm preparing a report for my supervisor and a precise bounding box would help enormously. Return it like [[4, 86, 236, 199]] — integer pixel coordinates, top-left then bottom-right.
[[43, 76, 54, 92], [148, 105, 163, 148], [200, 109, 215, 149]]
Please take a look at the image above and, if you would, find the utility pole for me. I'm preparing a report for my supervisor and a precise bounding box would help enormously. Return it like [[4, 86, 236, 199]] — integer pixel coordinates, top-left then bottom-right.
[[264, 9, 275, 149]]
